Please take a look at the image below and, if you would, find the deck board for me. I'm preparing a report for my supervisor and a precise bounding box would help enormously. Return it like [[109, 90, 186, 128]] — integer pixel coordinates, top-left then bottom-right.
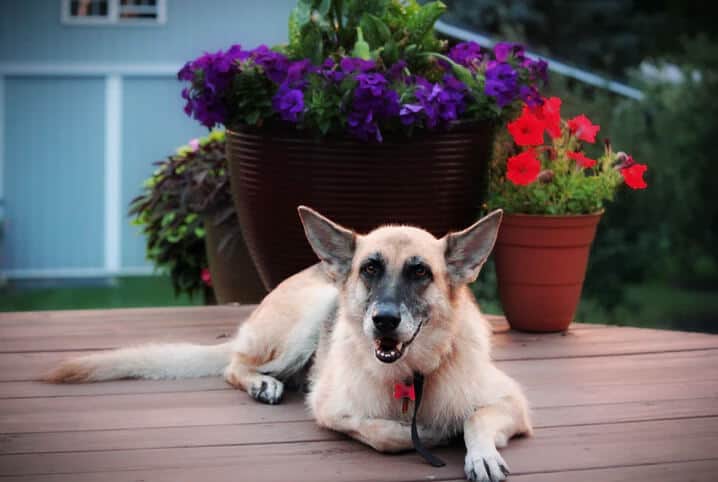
[[0, 306, 716, 481]]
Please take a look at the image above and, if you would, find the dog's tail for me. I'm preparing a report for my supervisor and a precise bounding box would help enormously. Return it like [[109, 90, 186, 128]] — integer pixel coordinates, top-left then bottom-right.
[[44, 342, 233, 383]]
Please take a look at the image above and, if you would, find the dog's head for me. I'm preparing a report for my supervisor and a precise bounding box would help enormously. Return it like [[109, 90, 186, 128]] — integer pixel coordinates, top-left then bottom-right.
[[298, 206, 502, 365]]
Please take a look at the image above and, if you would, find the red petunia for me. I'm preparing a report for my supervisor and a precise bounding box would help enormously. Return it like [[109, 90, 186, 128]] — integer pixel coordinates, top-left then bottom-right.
[[508, 109, 545, 146], [567, 114, 600, 143], [621, 163, 648, 189], [530, 97, 562, 139], [507, 149, 541, 185], [200, 267, 212, 287], [567, 151, 597, 168]]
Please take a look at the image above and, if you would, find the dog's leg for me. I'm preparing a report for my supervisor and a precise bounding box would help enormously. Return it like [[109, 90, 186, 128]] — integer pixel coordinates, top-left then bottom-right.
[[463, 393, 531, 482], [316, 413, 445, 453], [224, 352, 284, 405]]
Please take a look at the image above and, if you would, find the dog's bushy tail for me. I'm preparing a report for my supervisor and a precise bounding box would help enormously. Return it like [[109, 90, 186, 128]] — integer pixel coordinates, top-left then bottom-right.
[[44, 342, 233, 383]]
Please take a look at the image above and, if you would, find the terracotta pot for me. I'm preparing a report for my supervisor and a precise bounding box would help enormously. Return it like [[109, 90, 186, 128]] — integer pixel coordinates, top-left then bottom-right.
[[203, 210, 267, 304], [226, 124, 494, 290], [494, 212, 602, 332]]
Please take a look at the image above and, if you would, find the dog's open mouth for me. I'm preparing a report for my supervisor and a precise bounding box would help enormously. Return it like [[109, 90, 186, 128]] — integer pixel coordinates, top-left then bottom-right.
[[374, 337, 405, 363]]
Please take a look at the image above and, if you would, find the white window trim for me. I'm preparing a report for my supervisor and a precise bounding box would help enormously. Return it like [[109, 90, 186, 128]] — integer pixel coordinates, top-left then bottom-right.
[[61, 0, 167, 27]]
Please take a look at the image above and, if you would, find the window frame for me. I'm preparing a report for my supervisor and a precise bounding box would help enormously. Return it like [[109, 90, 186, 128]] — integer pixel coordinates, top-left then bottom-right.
[[60, 0, 167, 27]]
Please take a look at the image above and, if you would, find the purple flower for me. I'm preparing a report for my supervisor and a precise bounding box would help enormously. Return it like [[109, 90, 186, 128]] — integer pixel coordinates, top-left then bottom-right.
[[286, 59, 314, 88], [406, 75, 467, 129], [449, 42, 483, 69], [519, 85, 542, 107], [272, 85, 304, 122], [340, 57, 375, 74], [485, 62, 518, 107], [493, 42, 525, 63], [525, 58, 549, 84], [388, 60, 408, 81], [178, 44, 247, 128], [346, 71, 398, 142], [400, 104, 423, 125], [250, 45, 289, 84]]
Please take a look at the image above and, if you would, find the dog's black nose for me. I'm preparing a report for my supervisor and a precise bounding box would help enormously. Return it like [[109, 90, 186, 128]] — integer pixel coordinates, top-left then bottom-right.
[[372, 303, 401, 334]]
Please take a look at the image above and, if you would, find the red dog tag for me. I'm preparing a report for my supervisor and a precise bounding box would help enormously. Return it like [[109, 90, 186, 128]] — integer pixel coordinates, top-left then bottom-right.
[[394, 382, 415, 414]]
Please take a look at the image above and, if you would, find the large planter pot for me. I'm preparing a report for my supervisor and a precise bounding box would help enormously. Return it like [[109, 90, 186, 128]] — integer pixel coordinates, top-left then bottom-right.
[[203, 210, 267, 304], [227, 124, 494, 289], [494, 212, 602, 332]]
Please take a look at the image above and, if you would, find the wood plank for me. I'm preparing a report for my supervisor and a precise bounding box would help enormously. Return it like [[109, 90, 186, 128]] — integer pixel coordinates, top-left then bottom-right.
[[2, 397, 715, 455], [1, 373, 716, 435], [0, 418, 715, 480], [3, 348, 716, 401], [467, 460, 718, 482]]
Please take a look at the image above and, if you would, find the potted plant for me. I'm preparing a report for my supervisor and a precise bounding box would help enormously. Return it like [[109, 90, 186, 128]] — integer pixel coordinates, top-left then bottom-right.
[[129, 131, 266, 305], [177, 0, 549, 289], [487, 97, 648, 332]]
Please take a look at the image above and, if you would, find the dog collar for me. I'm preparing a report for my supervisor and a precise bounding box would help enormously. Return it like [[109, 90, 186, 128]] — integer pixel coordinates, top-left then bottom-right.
[[393, 372, 446, 468]]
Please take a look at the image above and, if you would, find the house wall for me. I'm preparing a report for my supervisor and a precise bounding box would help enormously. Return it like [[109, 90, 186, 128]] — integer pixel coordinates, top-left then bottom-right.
[[0, 0, 295, 278]]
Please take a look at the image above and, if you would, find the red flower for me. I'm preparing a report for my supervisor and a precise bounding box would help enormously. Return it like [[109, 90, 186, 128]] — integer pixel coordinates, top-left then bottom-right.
[[507, 149, 541, 185], [201, 267, 212, 287], [508, 109, 545, 146], [567, 151, 597, 168], [567, 114, 600, 143], [530, 97, 562, 139], [621, 163, 648, 189]]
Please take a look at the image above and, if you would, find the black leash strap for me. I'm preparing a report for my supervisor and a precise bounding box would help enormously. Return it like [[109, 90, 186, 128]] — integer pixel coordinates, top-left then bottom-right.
[[411, 372, 446, 467]]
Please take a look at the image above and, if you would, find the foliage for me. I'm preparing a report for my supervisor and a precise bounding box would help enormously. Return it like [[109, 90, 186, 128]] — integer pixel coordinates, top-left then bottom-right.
[[487, 97, 646, 215], [178, 0, 548, 140], [129, 131, 238, 297]]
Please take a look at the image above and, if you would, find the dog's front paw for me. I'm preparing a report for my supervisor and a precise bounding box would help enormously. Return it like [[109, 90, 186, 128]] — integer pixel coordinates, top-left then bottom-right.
[[248, 376, 284, 405], [464, 447, 510, 482]]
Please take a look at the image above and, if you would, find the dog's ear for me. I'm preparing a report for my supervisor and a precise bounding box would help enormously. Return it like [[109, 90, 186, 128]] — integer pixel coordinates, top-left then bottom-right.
[[443, 209, 503, 284], [298, 206, 356, 281]]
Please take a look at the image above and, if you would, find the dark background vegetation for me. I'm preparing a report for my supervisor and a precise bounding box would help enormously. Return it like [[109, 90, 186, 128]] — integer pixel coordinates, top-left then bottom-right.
[[447, 0, 718, 332]]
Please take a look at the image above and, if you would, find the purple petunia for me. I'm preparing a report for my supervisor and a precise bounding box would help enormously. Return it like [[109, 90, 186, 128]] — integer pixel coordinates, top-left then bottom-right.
[[493, 42, 525, 63], [485, 62, 519, 107], [250, 45, 289, 84], [404, 75, 467, 129], [340, 57, 376, 74], [272, 85, 305, 122], [347, 71, 399, 141], [178, 44, 247, 128], [449, 41, 483, 69]]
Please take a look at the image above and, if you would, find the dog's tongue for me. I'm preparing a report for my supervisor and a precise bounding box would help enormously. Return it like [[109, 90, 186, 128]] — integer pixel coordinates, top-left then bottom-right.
[[374, 338, 404, 363]]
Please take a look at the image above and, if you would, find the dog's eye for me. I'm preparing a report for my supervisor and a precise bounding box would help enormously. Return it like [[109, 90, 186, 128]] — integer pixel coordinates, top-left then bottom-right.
[[411, 265, 430, 280], [361, 262, 379, 276]]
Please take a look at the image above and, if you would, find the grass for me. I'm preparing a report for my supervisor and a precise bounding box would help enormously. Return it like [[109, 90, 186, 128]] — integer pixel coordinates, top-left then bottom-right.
[[0, 276, 203, 312]]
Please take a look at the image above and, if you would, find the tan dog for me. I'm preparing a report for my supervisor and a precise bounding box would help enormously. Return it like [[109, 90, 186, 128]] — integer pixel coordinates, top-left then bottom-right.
[[47, 207, 532, 482]]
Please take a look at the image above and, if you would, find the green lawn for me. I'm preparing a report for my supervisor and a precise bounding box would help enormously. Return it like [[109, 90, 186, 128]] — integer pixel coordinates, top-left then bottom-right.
[[0, 276, 202, 312]]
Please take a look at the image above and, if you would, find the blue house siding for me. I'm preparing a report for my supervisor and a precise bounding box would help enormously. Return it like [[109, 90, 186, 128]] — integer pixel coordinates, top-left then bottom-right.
[[121, 77, 205, 269], [0, 0, 294, 278], [4, 76, 106, 272]]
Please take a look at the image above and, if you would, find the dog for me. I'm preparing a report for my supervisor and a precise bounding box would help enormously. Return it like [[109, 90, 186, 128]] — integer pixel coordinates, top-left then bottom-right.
[[46, 206, 532, 482]]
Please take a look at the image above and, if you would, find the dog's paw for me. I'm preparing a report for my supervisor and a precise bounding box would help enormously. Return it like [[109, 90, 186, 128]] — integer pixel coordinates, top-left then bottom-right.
[[248, 376, 284, 405], [464, 447, 510, 482]]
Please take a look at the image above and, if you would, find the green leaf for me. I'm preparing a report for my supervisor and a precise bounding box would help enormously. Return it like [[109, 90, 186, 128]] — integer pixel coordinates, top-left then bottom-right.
[[359, 13, 391, 49], [161, 212, 175, 227], [194, 227, 206, 238], [407, 1, 446, 44], [382, 39, 400, 65], [317, 0, 331, 16]]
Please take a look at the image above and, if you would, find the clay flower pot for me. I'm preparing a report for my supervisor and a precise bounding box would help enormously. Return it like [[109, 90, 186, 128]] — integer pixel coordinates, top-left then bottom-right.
[[494, 212, 603, 332], [226, 123, 494, 290], [203, 210, 267, 304]]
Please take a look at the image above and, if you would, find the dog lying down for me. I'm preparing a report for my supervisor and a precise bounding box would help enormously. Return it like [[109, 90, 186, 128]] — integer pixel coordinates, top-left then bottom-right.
[[46, 206, 532, 482]]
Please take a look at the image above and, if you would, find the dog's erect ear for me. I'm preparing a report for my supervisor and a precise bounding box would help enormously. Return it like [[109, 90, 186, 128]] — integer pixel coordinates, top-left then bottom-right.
[[298, 206, 356, 281], [444, 209, 503, 284]]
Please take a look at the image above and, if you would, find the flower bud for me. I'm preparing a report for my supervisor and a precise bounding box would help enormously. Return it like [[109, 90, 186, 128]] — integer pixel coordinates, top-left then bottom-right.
[[538, 169, 554, 183]]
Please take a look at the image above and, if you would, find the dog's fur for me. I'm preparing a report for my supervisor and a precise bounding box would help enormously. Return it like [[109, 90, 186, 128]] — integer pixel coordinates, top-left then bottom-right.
[[46, 207, 532, 482]]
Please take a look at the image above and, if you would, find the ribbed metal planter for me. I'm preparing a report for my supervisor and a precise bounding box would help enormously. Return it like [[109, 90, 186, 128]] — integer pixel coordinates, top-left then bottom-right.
[[227, 124, 494, 290]]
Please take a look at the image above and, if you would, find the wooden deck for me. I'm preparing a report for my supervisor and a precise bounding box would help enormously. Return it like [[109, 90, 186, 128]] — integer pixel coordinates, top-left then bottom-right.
[[0, 306, 717, 481]]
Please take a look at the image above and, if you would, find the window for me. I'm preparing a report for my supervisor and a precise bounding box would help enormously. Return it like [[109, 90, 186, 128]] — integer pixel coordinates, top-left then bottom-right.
[[61, 0, 166, 26]]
